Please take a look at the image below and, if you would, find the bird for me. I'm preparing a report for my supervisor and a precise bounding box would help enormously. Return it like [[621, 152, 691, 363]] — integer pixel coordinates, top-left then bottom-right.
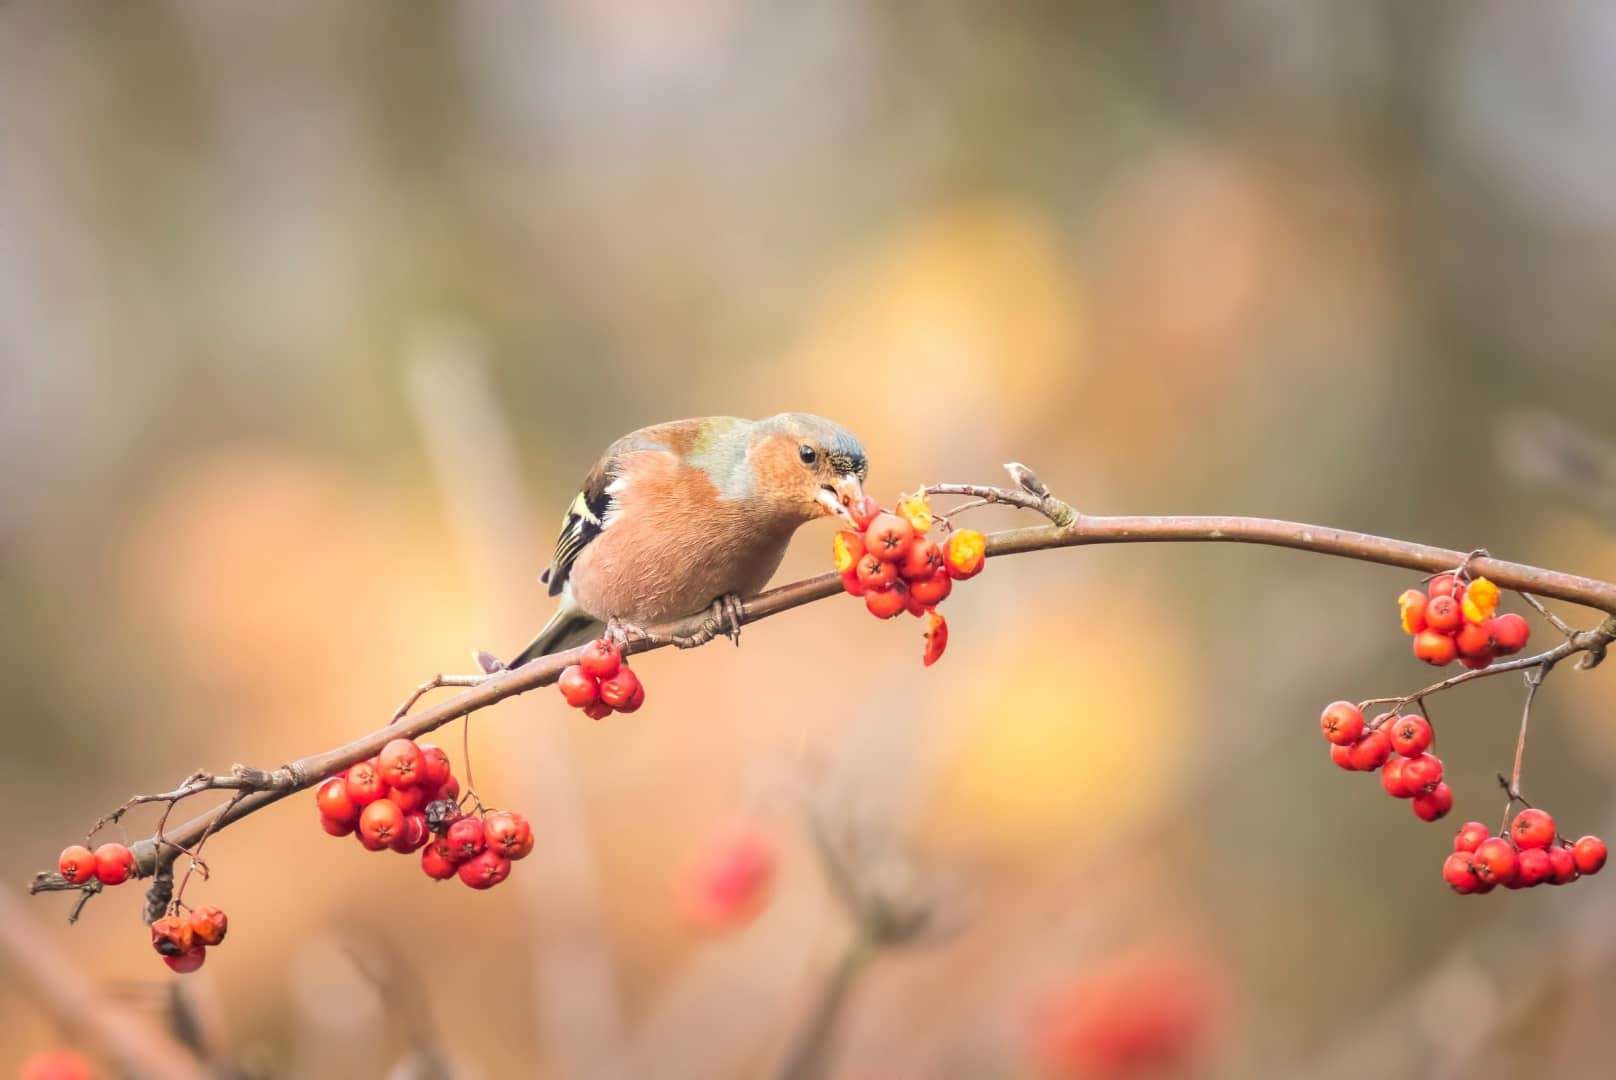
[[505, 413, 868, 668]]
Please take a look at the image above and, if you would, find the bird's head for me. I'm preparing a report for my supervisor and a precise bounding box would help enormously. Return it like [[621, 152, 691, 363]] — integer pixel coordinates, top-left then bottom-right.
[[748, 413, 868, 524]]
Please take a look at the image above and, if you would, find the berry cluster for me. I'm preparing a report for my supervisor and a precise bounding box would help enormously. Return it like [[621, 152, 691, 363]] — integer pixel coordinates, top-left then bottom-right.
[[1398, 574, 1530, 669], [832, 492, 984, 665], [149, 903, 228, 974], [558, 637, 645, 718], [1320, 702, 1452, 822], [1442, 810, 1607, 894], [57, 841, 137, 889], [314, 736, 534, 888]]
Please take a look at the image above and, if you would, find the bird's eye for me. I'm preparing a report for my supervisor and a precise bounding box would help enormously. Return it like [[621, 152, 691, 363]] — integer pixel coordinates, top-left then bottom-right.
[[798, 444, 818, 465]]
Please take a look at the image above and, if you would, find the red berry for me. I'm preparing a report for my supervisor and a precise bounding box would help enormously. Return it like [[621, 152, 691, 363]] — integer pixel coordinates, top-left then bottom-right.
[[1319, 701, 1365, 746], [1424, 594, 1462, 633], [1427, 573, 1464, 600], [1442, 851, 1482, 894], [19, 1050, 94, 1080], [864, 513, 914, 562], [484, 810, 535, 860], [922, 611, 948, 667], [315, 776, 359, 825], [1459, 653, 1494, 671], [848, 494, 881, 530], [676, 823, 778, 932], [1412, 783, 1453, 822], [1548, 845, 1579, 885], [58, 845, 97, 885], [855, 552, 898, 589], [436, 773, 461, 802], [189, 905, 228, 946], [558, 665, 600, 708], [840, 566, 867, 597], [457, 849, 511, 889], [427, 833, 466, 866], [345, 760, 387, 806], [93, 843, 135, 886], [150, 914, 195, 956], [1389, 714, 1433, 757], [1413, 630, 1458, 666], [1380, 757, 1414, 799], [899, 538, 944, 581], [1329, 742, 1357, 771], [1347, 729, 1392, 771], [1453, 621, 1492, 660], [163, 945, 207, 974], [1472, 838, 1519, 886], [1510, 808, 1556, 851], [582, 699, 614, 720], [864, 582, 909, 620], [1515, 848, 1553, 887], [1486, 613, 1530, 656], [390, 811, 429, 854], [417, 744, 453, 792], [1397, 589, 1428, 634], [421, 844, 458, 880], [445, 816, 486, 861], [320, 814, 354, 837], [908, 568, 953, 608], [579, 638, 623, 680], [616, 681, 646, 714], [599, 665, 643, 710], [386, 783, 429, 814], [1454, 821, 1490, 853], [378, 738, 425, 788], [358, 799, 405, 847], [1573, 836, 1607, 875], [1401, 753, 1443, 792]]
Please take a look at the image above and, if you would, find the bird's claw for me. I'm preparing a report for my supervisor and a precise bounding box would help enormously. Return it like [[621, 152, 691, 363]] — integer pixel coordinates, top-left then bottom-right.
[[671, 595, 745, 650], [605, 617, 652, 650]]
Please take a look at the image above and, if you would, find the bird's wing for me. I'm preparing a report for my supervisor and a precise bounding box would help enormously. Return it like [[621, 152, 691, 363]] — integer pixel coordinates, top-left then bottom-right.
[[542, 455, 616, 596]]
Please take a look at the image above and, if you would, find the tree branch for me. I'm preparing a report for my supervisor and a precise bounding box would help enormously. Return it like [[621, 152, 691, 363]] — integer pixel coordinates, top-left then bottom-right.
[[28, 470, 1616, 900]]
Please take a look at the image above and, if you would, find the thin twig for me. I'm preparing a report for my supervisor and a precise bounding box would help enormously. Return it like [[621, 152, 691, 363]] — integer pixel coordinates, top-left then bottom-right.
[[1518, 591, 1577, 638]]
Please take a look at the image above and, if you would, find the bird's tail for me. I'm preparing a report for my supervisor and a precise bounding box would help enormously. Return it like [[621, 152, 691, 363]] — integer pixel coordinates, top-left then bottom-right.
[[508, 602, 603, 670]]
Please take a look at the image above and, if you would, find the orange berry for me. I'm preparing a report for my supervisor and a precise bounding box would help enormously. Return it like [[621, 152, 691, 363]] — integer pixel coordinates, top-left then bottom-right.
[[1397, 589, 1428, 635], [896, 492, 934, 534], [922, 611, 948, 666], [943, 529, 986, 580]]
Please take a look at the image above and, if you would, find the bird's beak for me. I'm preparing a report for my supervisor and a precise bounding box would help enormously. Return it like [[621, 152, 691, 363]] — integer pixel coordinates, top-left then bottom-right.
[[816, 474, 864, 523]]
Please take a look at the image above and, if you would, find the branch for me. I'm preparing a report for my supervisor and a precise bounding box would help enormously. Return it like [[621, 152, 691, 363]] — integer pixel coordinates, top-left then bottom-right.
[[29, 467, 1616, 896]]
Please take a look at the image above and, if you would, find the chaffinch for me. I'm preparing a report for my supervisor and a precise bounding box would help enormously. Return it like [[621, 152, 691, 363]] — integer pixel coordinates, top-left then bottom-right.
[[508, 413, 868, 666]]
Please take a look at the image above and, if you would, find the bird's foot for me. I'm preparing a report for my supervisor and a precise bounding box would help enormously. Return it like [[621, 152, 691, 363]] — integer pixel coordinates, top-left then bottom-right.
[[604, 617, 653, 651], [672, 594, 745, 650]]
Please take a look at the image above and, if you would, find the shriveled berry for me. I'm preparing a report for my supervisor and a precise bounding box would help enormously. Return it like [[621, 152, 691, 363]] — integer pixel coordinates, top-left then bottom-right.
[[150, 914, 194, 957], [896, 492, 934, 534], [558, 665, 600, 708], [58, 845, 97, 886], [189, 905, 229, 946], [1461, 577, 1500, 624], [1412, 783, 1453, 822], [1319, 701, 1365, 746], [1510, 808, 1556, 851], [1389, 714, 1433, 758], [1573, 836, 1607, 875], [943, 529, 987, 580]]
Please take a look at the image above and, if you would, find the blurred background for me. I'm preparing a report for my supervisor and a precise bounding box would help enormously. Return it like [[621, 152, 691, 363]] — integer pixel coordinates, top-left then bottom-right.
[[4, 2, 1616, 1077]]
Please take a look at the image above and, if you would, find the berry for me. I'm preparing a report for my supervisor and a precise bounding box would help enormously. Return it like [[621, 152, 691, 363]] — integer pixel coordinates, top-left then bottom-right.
[[1413, 630, 1458, 666], [616, 681, 646, 714], [599, 665, 643, 710], [579, 638, 623, 680], [445, 816, 486, 861], [558, 665, 600, 708], [1453, 621, 1492, 661], [484, 810, 535, 860], [320, 814, 355, 837], [847, 494, 881, 530], [1389, 714, 1433, 757], [378, 738, 425, 788], [1486, 613, 1530, 656], [831, 529, 865, 575], [1443, 851, 1481, 894], [909, 568, 953, 608], [899, 538, 943, 582], [386, 783, 429, 814], [457, 849, 511, 889], [189, 905, 228, 946], [1347, 729, 1392, 772], [93, 843, 135, 886], [1319, 701, 1364, 746], [1547, 846, 1579, 885], [163, 945, 207, 974], [315, 776, 359, 825], [390, 811, 429, 854], [676, 823, 778, 932], [58, 845, 97, 886], [150, 914, 195, 956], [417, 744, 453, 792], [922, 611, 948, 667], [1509, 808, 1556, 851], [19, 1050, 94, 1080], [358, 799, 405, 847], [839, 567, 867, 597], [1454, 821, 1490, 853], [1380, 757, 1414, 799], [896, 492, 934, 534], [1401, 753, 1443, 792], [1515, 848, 1552, 888], [944, 529, 987, 580], [1471, 838, 1519, 886], [344, 761, 387, 807], [421, 844, 458, 880], [1572, 836, 1607, 875], [1412, 783, 1453, 822], [1329, 743, 1355, 771], [854, 552, 897, 590], [427, 833, 466, 866], [864, 513, 914, 562], [1424, 595, 1462, 633], [436, 774, 461, 802], [1461, 577, 1500, 624], [582, 700, 614, 721], [1427, 573, 1464, 600], [864, 583, 909, 620], [1459, 653, 1494, 671], [1397, 589, 1428, 635]]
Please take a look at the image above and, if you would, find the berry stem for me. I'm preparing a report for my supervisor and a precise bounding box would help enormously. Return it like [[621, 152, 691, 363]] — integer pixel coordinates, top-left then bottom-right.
[[1501, 664, 1549, 835]]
